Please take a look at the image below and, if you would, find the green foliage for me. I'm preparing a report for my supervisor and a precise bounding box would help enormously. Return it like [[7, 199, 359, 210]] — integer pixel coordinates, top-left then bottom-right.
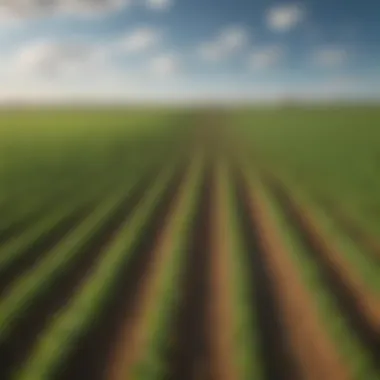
[[235, 106, 380, 232]]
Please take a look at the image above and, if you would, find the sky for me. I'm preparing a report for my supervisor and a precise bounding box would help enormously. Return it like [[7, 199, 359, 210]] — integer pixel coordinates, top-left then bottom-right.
[[0, 0, 379, 103]]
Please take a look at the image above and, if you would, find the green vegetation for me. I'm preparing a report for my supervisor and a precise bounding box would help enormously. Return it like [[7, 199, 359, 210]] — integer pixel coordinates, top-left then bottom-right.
[[1, 106, 380, 380], [236, 106, 380, 234], [260, 180, 379, 380], [223, 165, 263, 380], [15, 162, 179, 380], [132, 154, 203, 380]]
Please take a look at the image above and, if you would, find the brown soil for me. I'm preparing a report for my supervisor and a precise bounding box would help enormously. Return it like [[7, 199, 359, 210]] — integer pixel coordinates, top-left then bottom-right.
[[106, 160, 196, 380], [208, 164, 239, 380], [163, 162, 212, 380], [55, 163, 187, 380], [242, 173, 351, 380], [268, 177, 380, 370], [234, 170, 300, 380], [0, 166, 161, 380]]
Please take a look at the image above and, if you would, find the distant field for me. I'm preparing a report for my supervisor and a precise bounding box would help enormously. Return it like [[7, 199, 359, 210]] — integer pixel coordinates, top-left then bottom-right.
[[0, 106, 379, 380], [236, 106, 380, 233]]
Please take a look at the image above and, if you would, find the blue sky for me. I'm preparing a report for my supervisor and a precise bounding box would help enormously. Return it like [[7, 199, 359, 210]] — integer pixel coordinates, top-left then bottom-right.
[[0, 0, 379, 102]]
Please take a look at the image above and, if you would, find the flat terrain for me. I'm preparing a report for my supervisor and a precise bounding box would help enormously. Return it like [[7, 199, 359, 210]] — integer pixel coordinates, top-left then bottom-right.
[[0, 106, 380, 380]]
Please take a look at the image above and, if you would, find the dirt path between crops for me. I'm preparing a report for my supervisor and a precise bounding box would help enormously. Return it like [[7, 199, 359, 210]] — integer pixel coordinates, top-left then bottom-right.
[[54, 162, 188, 380], [267, 177, 380, 371], [240, 172, 351, 380], [163, 161, 212, 380], [207, 163, 239, 380], [105, 159, 197, 380], [233, 170, 300, 380], [0, 165, 163, 380]]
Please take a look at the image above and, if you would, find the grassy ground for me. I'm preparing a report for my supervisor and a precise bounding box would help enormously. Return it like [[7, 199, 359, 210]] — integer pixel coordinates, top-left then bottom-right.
[[1, 105, 380, 380], [0, 108, 191, 207], [234, 106, 380, 233], [3, 105, 379, 231]]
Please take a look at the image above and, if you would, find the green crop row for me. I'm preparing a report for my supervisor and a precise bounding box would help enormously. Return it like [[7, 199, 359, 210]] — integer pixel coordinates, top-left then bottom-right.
[[14, 159, 181, 380], [0, 167, 149, 340], [0, 110, 190, 229], [222, 163, 263, 380], [275, 177, 380, 294], [0, 174, 119, 275], [131, 153, 203, 380], [235, 107, 380, 234], [259, 179, 379, 380]]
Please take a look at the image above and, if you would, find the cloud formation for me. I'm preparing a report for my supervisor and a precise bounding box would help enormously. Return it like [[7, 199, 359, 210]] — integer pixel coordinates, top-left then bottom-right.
[[0, 0, 130, 19], [9, 39, 107, 78], [248, 46, 284, 70], [266, 4, 304, 32], [145, 0, 173, 11], [5, 24, 165, 79], [113, 27, 163, 54], [312, 46, 348, 67], [198, 25, 249, 62], [148, 53, 179, 77]]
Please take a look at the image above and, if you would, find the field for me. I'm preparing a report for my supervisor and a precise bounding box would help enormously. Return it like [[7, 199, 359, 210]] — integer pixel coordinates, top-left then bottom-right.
[[0, 106, 380, 380]]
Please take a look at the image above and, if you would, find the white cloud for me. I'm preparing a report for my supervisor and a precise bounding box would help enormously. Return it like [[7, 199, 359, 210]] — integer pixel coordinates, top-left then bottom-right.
[[7, 38, 108, 79], [312, 46, 348, 67], [219, 26, 249, 51], [148, 53, 179, 77], [145, 0, 173, 11], [198, 25, 250, 62], [5, 26, 163, 80], [0, 6, 20, 24], [248, 46, 284, 70], [114, 27, 162, 54], [0, 37, 183, 103], [266, 4, 304, 32], [3, 23, 168, 82], [0, 0, 130, 20]]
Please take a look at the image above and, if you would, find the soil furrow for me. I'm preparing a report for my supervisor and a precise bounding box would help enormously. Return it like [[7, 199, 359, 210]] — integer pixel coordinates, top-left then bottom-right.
[[0, 205, 92, 298], [164, 162, 212, 380], [234, 171, 301, 380], [208, 164, 239, 380], [241, 174, 350, 380], [267, 178, 380, 370], [54, 162, 187, 380], [0, 167, 161, 380], [106, 157, 196, 380]]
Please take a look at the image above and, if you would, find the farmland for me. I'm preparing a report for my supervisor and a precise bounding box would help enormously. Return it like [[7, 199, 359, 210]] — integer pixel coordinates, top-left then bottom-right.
[[0, 106, 380, 380]]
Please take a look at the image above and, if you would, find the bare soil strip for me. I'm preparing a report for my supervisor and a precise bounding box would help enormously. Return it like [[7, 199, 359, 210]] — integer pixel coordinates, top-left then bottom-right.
[[163, 163, 212, 380], [268, 178, 380, 367], [241, 173, 351, 380], [208, 163, 239, 380], [0, 205, 92, 298], [319, 198, 380, 264], [53, 165, 187, 380], [234, 170, 300, 380], [105, 157, 200, 380], [0, 167, 162, 380]]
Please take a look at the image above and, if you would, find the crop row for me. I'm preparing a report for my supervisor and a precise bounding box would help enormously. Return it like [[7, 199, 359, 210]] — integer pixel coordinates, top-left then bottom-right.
[[1, 143, 380, 380]]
